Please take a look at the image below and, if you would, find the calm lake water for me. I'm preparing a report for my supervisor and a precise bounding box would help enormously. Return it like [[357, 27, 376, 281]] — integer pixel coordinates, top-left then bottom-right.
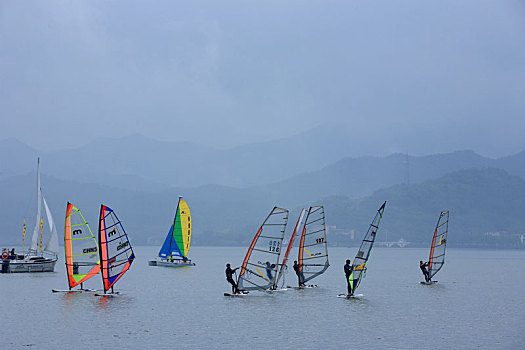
[[1, 246, 524, 349]]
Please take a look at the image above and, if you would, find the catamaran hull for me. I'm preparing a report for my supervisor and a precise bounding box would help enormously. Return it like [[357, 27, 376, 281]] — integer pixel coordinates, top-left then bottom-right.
[[148, 260, 195, 267], [1, 258, 57, 273]]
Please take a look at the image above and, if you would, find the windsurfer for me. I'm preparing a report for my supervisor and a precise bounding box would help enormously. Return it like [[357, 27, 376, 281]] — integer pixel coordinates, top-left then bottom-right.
[[344, 259, 354, 296], [225, 263, 240, 294], [293, 260, 306, 287], [420, 261, 430, 282], [265, 261, 275, 281]]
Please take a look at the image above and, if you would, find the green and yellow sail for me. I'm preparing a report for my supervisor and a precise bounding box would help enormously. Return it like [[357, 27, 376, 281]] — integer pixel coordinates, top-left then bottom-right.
[[159, 196, 192, 259]]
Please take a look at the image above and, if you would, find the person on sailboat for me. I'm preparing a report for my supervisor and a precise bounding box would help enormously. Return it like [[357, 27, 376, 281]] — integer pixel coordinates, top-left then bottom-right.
[[225, 263, 240, 294], [344, 259, 354, 296], [293, 260, 306, 287], [9, 248, 16, 260], [420, 261, 430, 282]]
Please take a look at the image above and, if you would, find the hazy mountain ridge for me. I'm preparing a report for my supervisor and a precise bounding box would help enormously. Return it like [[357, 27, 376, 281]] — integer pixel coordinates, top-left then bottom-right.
[[322, 168, 525, 248], [1, 165, 524, 249], [0, 125, 357, 189], [2, 134, 525, 197], [256, 150, 525, 202]]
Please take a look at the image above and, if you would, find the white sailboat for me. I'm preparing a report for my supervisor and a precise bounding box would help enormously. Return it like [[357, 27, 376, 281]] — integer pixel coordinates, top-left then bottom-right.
[[1, 158, 59, 273]]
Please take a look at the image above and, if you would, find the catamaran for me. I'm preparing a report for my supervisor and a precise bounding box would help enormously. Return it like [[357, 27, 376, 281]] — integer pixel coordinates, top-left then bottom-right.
[[52, 203, 101, 293], [421, 210, 449, 284], [225, 207, 288, 295], [1, 158, 58, 273], [96, 204, 135, 296], [339, 201, 386, 298], [149, 196, 195, 267]]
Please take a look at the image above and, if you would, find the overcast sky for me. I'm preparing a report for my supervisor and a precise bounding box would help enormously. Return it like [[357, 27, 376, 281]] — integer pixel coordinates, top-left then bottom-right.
[[1, 0, 524, 156]]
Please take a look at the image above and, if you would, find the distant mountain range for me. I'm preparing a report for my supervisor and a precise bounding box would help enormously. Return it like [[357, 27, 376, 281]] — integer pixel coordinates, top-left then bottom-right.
[[2, 133, 525, 196], [1, 163, 524, 249], [1, 134, 524, 248], [0, 124, 369, 189]]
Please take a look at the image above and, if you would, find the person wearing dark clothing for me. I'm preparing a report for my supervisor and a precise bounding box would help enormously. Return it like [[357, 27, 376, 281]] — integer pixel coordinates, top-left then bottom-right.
[[344, 259, 354, 296], [225, 263, 240, 294], [293, 260, 306, 287], [9, 248, 16, 260], [420, 261, 431, 282], [265, 261, 275, 281]]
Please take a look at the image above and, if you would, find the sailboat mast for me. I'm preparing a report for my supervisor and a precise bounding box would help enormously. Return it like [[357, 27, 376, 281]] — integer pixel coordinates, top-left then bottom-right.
[[29, 157, 42, 254]]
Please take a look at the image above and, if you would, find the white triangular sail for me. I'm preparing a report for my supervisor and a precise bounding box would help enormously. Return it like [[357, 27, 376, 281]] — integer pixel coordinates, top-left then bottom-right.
[[43, 195, 59, 255]]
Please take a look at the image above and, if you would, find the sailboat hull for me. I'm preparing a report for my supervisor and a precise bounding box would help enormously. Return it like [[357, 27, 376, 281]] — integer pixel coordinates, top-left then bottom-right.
[[1, 256, 57, 273], [148, 259, 195, 267]]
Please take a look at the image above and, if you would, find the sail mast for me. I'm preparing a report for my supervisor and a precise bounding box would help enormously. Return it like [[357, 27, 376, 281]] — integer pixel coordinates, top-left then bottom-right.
[[168, 196, 182, 260], [29, 158, 42, 254]]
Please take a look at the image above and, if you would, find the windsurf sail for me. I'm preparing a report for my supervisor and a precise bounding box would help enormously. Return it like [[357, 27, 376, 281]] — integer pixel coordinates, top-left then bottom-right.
[[64, 202, 100, 289], [158, 196, 191, 260], [349, 201, 386, 293], [298, 206, 329, 283], [98, 205, 135, 292], [237, 207, 288, 291], [428, 210, 449, 279], [274, 208, 306, 289]]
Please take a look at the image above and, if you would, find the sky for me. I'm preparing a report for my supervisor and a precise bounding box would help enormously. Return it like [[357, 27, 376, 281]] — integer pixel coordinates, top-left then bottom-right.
[[1, 0, 524, 156]]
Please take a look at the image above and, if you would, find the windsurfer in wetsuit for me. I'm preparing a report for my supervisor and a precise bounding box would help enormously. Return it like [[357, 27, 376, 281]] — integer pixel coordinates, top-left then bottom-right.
[[293, 260, 306, 287], [225, 263, 239, 294], [265, 261, 275, 281], [344, 259, 354, 296], [420, 261, 430, 282]]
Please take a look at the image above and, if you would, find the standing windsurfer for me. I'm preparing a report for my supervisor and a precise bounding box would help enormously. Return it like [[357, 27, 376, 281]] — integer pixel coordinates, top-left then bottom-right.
[[293, 260, 306, 287], [225, 263, 240, 294], [420, 261, 430, 282], [344, 259, 354, 296], [265, 261, 275, 281]]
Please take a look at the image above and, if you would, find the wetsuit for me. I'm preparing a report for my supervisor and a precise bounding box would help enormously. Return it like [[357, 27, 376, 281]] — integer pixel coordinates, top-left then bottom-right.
[[226, 267, 239, 294], [344, 262, 354, 295], [420, 262, 430, 282], [265, 262, 274, 281], [293, 262, 306, 287]]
